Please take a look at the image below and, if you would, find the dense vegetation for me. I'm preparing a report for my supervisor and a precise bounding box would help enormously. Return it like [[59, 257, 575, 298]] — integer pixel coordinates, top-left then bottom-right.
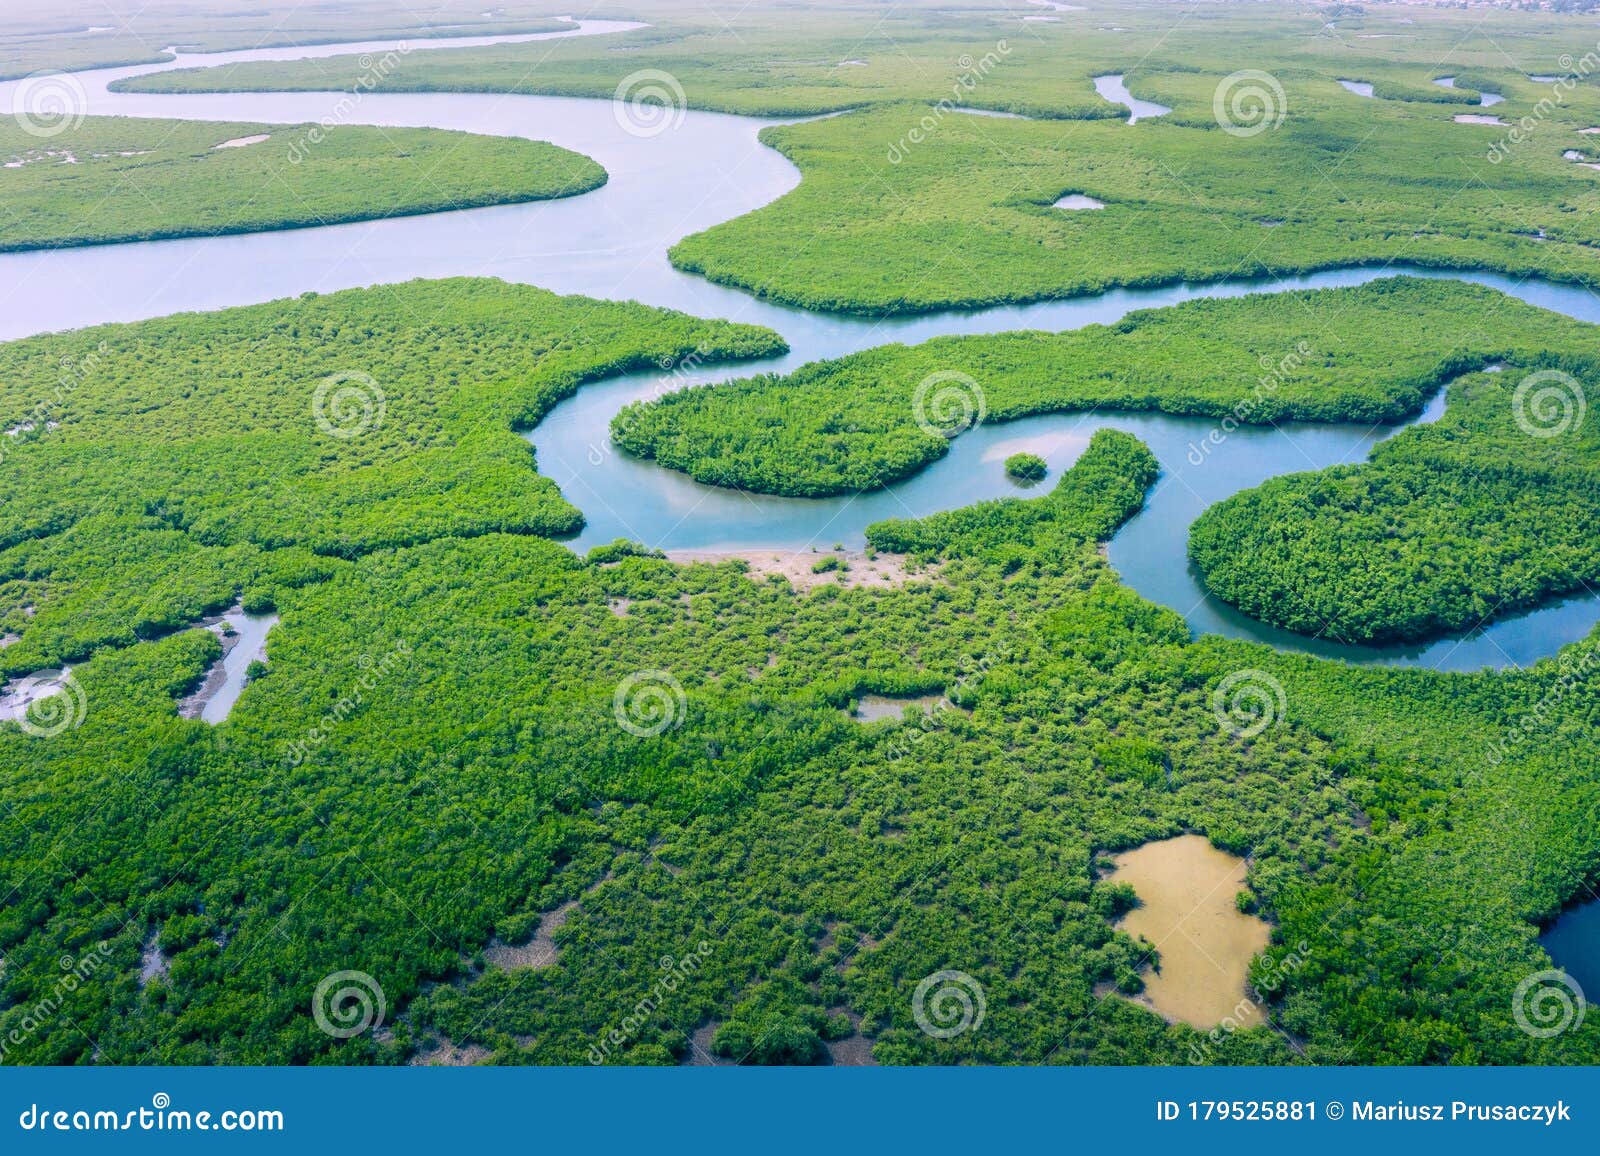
[[1190, 363, 1600, 643], [867, 430, 1158, 564], [615, 278, 1600, 645], [1005, 453, 1046, 482], [3, 0, 1599, 1072], [612, 278, 1596, 494], [0, 279, 782, 674], [111, 0, 1126, 119], [1, 281, 1597, 1069], [119, 1, 1600, 313], [0, 117, 605, 251], [665, 88, 1600, 313], [113, 0, 1587, 121]]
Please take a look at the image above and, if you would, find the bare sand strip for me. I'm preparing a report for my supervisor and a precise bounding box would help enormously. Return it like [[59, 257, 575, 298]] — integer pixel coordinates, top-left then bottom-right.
[[665, 548, 938, 590]]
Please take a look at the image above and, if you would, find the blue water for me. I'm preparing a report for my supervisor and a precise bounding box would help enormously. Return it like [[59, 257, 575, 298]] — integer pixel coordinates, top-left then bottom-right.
[[1093, 73, 1172, 122], [1542, 896, 1600, 998], [0, 30, 1596, 672]]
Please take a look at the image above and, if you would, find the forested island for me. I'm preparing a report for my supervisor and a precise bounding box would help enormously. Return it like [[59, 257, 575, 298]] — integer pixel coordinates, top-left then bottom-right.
[[1, 0, 1597, 1071]]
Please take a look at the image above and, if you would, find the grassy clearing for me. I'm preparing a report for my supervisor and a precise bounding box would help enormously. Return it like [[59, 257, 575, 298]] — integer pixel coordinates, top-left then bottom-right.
[[667, 90, 1600, 313]]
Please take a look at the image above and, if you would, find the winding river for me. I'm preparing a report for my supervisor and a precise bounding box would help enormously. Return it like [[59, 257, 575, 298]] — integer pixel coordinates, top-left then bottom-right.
[[3, 19, 1598, 672]]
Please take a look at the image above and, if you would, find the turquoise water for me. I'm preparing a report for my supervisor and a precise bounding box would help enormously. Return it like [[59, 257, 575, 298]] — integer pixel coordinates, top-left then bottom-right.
[[0, 29, 1596, 671]]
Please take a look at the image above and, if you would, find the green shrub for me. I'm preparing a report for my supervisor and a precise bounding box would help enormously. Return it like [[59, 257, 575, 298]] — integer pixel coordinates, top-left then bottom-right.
[[1005, 453, 1048, 482]]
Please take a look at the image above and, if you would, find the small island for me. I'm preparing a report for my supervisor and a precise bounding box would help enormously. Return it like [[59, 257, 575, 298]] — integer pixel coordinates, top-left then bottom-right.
[[1004, 452, 1048, 483]]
